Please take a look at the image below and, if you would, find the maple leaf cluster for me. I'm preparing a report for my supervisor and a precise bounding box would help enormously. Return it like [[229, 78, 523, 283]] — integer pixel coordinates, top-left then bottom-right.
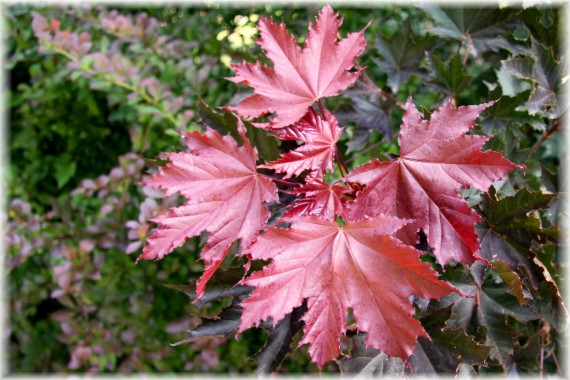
[[139, 5, 519, 369]]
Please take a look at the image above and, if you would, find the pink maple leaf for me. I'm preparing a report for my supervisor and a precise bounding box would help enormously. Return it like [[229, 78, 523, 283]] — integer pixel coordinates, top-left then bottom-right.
[[238, 215, 456, 368], [139, 120, 278, 298], [283, 180, 347, 221], [345, 97, 521, 265], [227, 5, 367, 129], [261, 108, 342, 179]]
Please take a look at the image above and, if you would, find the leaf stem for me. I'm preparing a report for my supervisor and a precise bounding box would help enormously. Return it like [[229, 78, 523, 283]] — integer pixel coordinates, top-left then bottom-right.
[[260, 174, 300, 187], [316, 99, 326, 117], [335, 146, 349, 176], [345, 140, 384, 164]]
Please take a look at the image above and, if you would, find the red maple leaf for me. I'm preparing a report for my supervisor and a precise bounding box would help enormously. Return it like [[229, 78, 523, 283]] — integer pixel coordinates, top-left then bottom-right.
[[261, 108, 342, 179], [283, 180, 347, 221], [139, 121, 278, 297], [227, 5, 367, 129], [345, 97, 521, 265], [238, 215, 456, 368]]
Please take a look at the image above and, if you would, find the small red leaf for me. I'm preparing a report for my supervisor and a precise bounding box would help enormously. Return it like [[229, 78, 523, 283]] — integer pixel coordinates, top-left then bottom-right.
[[261, 109, 342, 179], [139, 121, 278, 298], [227, 5, 367, 129], [284, 180, 347, 221]]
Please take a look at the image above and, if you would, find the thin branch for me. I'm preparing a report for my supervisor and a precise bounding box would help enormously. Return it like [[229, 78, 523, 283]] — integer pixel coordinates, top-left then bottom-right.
[[552, 350, 562, 375], [261, 175, 300, 187], [527, 118, 561, 158], [335, 147, 347, 177], [345, 140, 384, 164]]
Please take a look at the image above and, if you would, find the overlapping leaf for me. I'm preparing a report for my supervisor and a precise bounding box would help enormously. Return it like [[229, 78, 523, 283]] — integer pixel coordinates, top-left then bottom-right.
[[139, 120, 278, 297], [503, 38, 568, 118], [261, 109, 342, 179], [441, 264, 539, 369], [339, 334, 405, 376], [476, 188, 559, 286], [421, 6, 521, 54], [408, 307, 492, 374], [227, 5, 367, 129], [336, 74, 393, 153], [283, 180, 347, 221], [238, 215, 456, 368], [373, 18, 434, 92], [345, 97, 520, 265]]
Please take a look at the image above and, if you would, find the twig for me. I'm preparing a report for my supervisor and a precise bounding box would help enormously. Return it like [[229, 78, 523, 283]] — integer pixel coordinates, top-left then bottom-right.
[[527, 118, 561, 158], [345, 140, 384, 164], [335, 147, 348, 177], [263, 175, 300, 187]]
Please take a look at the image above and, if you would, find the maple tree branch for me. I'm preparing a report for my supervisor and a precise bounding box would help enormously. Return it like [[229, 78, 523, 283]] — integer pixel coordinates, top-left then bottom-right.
[[527, 118, 561, 158]]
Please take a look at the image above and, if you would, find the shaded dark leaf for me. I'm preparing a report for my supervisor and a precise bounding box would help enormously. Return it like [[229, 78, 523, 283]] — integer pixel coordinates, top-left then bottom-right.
[[478, 270, 539, 367], [193, 286, 254, 308], [486, 188, 558, 226], [421, 6, 521, 54], [172, 287, 255, 346], [438, 265, 538, 368], [172, 303, 243, 345], [503, 38, 568, 118], [408, 307, 492, 374], [254, 303, 307, 376], [476, 188, 559, 288], [339, 334, 405, 377], [336, 74, 393, 153], [480, 91, 545, 138], [198, 98, 279, 162], [425, 53, 472, 97], [519, 7, 560, 50], [372, 18, 434, 92]]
